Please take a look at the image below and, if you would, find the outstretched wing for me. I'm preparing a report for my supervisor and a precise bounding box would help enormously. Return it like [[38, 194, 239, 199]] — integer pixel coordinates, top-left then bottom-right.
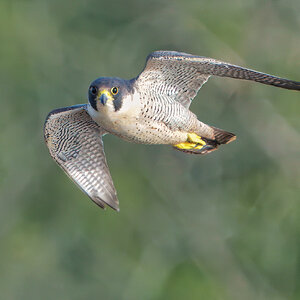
[[44, 104, 119, 211], [135, 51, 300, 108]]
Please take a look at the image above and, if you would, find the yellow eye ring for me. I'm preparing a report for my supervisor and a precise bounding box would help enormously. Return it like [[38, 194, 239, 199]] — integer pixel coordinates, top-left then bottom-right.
[[111, 87, 118, 95]]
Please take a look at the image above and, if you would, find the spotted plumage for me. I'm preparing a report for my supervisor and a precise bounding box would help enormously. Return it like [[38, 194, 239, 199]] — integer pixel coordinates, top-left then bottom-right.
[[44, 51, 300, 211]]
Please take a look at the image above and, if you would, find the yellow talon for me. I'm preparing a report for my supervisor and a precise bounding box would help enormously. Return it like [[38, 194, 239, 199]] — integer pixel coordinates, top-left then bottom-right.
[[174, 133, 206, 151], [187, 133, 206, 146], [174, 142, 197, 150]]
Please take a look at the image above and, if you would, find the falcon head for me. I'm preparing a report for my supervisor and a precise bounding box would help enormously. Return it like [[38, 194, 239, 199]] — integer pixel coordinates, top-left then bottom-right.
[[88, 77, 133, 113]]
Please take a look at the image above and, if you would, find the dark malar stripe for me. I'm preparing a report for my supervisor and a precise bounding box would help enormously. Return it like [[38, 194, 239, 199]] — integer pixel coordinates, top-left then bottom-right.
[[113, 97, 122, 111], [89, 97, 98, 111]]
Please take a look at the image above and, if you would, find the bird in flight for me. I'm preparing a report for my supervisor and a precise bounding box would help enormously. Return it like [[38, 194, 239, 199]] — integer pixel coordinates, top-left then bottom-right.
[[44, 51, 300, 211]]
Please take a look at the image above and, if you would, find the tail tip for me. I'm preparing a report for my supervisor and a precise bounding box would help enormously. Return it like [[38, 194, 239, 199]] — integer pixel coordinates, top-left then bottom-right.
[[212, 126, 236, 144]]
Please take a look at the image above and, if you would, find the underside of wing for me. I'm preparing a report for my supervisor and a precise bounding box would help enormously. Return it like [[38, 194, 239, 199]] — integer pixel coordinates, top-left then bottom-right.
[[44, 104, 119, 211], [135, 51, 211, 108], [135, 51, 300, 108]]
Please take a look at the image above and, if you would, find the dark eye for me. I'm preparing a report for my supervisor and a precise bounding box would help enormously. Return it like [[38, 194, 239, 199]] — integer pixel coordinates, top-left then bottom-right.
[[89, 86, 98, 95], [111, 87, 118, 95]]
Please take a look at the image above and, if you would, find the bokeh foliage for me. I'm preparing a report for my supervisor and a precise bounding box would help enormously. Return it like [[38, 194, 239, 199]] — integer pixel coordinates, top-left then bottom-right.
[[0, 0, 299, 299]]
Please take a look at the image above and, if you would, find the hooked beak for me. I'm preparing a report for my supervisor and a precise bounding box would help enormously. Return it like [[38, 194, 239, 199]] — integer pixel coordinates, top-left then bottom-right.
[[98, 90, 112, 106], [100, 93, 108, 105], [98, 89, 114, 106]]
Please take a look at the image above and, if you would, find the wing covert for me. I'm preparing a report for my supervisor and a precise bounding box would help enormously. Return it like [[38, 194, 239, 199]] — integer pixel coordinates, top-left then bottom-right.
[[44, 104, 119, 211]]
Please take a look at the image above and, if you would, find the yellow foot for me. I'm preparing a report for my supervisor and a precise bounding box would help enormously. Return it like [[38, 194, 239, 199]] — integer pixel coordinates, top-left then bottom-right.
[[187, 133, 206, 146], [174, 133, 206, 151], [174, 142, 204, 150]]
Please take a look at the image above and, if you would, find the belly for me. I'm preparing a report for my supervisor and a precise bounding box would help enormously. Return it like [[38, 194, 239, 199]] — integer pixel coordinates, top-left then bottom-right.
[[108, 120, 188, 145], [88, 105, 188, 145]]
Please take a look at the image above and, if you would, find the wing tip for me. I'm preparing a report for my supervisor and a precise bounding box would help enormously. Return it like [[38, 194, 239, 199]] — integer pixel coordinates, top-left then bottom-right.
[[278, 79, 300, 91], [93, 196, 120, 212]]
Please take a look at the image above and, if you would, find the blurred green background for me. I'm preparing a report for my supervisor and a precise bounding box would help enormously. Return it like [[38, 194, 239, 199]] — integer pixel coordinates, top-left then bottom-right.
[[0, 0, 299, 299]]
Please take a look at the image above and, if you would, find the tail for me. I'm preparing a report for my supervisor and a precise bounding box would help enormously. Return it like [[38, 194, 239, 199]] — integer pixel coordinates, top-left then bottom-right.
[[211, 126, 236, 144], [173, 127, 236, 155]]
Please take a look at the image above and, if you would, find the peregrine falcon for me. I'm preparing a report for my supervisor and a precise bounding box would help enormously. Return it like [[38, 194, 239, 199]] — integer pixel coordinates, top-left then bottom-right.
[[44, 51, 300, 211]]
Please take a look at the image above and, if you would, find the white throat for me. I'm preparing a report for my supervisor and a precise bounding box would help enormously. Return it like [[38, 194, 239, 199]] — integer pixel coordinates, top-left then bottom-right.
[[87, 89, 141, 133]]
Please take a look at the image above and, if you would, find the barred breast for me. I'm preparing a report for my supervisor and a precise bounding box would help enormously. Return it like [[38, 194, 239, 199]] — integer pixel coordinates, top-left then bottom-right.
[[88, 87, 209, 145], [130, 90, 199, 144]]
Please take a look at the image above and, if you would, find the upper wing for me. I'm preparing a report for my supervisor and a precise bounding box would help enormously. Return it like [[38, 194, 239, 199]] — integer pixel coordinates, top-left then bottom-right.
[[44, 104, 119, 211], [135, 51, 300, 108]]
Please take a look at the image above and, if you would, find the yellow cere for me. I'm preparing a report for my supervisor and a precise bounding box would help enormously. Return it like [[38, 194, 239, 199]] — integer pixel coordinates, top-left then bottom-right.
[[99, 90, 114, 101]]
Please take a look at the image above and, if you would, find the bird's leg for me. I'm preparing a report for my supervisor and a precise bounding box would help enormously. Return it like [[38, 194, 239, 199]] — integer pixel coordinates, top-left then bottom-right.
[[187, 133, 206, 146], [173, 133, 206, 150]]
